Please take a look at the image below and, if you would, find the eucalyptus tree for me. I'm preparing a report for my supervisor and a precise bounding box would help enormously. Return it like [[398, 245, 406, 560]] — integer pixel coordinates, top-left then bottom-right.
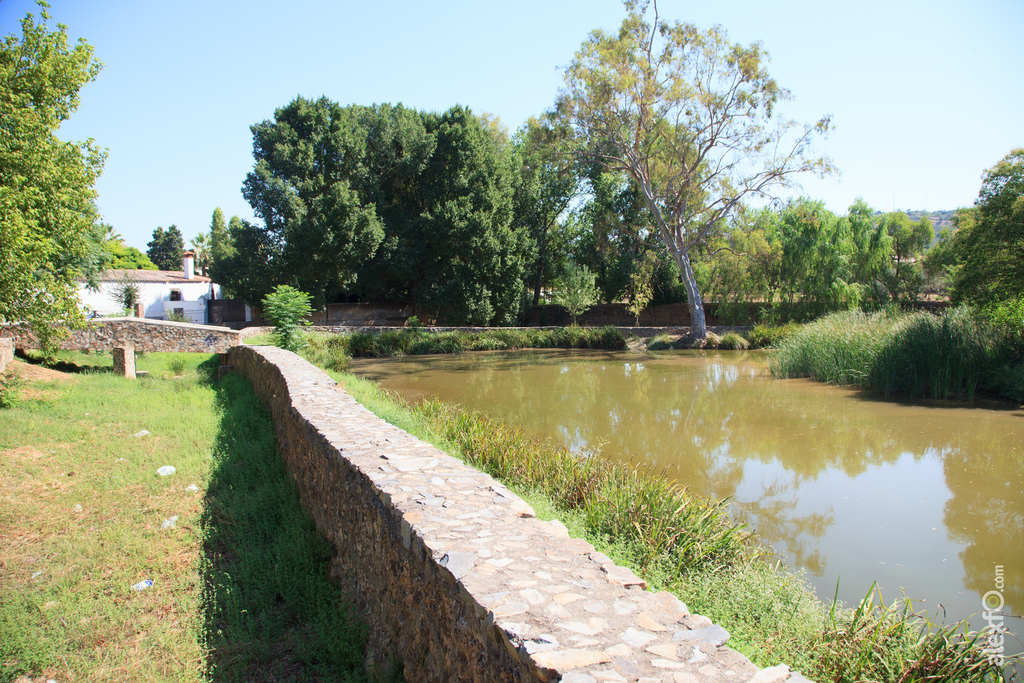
[[557, 0, 833, 337]]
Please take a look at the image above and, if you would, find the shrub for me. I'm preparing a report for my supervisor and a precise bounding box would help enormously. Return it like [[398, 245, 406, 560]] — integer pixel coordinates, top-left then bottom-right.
[[718, 331, 751, 350], [261, 285, 312, 352], [300, 332, 351, 372], [553, 262, 599, 326], [748, 323, 800, 349], [0, 369, 25, 408]]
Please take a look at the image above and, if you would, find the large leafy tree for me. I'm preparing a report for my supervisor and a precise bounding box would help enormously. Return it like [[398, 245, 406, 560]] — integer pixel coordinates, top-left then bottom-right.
[[146, 224, 184, 271], [951, 149, 1024, 306], [234, 98, 529, 325], [0, 3, 106, 349], [242, 97, 385, 311], [557, 0, 832, 337]]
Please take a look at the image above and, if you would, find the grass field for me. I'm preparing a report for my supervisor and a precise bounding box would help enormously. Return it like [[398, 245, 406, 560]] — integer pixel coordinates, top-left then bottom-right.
[[0, 352, 368, 683]]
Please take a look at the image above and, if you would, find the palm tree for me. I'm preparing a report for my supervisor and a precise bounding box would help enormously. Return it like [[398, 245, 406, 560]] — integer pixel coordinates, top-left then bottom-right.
[[191, 232, 211, 276]]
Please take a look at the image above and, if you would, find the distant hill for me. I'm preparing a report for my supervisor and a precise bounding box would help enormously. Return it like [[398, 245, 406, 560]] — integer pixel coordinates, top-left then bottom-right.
[[872, 209, 958, 241]]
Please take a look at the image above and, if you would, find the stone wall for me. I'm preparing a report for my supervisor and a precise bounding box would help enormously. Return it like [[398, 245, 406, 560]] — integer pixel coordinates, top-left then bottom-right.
[[1, 318, 241, 354], [228, 345, 809, 683]]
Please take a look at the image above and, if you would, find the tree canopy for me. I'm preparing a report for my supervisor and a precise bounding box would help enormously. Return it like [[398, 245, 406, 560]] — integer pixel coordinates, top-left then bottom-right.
[[557, 0, 832, 336], [0, 3, 105, 349], [221, 98, 529, 325], [950, 149, 1024, 306], [146, 224, 184, 271]]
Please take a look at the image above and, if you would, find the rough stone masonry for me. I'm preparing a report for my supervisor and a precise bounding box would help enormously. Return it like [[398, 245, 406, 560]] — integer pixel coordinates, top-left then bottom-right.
[[228, 345, 814, 683]]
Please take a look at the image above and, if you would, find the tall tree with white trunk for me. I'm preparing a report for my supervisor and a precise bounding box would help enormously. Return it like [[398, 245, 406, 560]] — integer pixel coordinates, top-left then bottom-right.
[[557, 0, 833, 337]]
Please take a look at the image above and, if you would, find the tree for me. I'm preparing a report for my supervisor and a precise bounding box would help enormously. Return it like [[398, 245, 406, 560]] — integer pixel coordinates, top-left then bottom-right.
[[876, 212, 932, 302], [109, 271, 141, 314], [190, 232, 210, 276], [557, 0, 832, 337], [511, 117, 581, 306], [951, 149, 1024, 306], [626, 251, 658, 325], [104, 239, 157, 270], [243, 97, 385, 311], [147, 224, 184, 271], [209, 207, 233, 265], [0, 3, 105, 350], [554, 261, 599, 325], [262, 284, 312, 352]]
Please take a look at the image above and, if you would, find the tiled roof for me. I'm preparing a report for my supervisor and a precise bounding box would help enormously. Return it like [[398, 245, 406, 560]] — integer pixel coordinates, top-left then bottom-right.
[[93, 269, 214, 284]]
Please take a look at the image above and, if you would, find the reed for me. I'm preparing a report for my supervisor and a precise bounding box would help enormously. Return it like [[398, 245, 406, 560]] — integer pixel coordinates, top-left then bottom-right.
[[771, 306, 1024, 402]]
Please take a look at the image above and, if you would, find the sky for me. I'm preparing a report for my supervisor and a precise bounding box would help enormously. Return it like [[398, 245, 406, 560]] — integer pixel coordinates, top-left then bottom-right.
[[3, 0, 1022, 251]]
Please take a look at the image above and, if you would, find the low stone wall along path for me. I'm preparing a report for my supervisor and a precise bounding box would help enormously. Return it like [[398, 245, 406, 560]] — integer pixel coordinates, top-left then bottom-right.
[[228, 345, 812, 683]]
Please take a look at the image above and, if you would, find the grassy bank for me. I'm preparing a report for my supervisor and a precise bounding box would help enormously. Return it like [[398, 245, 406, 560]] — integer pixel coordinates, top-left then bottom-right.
[[0, 353, 369, 682], [770, 307, 1024, 403], [328, 369, 1013, 682]]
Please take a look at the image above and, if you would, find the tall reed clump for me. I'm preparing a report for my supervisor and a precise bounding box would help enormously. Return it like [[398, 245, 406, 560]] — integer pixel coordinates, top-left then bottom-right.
[[409, 399, 748, 573], [771, 306, 1024, 402]]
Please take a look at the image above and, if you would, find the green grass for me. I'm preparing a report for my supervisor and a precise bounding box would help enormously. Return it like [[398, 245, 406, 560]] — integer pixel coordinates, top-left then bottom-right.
[[0, 353, 370, 682], [326, 365, 1016, 682], [770, 307, 1024, 402]]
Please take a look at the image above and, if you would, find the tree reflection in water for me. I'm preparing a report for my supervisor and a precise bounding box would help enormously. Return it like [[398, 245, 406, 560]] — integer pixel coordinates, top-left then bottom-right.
[[351, 349, 1024, 636]]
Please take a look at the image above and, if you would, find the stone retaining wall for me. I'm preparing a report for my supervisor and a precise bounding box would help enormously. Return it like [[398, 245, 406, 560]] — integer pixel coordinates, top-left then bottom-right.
[[228, 345, 810, 683], [1, 318, 241, 353]]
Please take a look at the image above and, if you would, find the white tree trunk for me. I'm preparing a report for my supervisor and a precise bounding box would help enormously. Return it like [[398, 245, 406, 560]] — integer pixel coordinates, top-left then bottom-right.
[[674, 250, 707, 338]]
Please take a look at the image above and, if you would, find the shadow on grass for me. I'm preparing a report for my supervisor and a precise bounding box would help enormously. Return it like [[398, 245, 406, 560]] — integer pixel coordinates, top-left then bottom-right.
[[200, 369, 370, 682], [14, 348, 114, 374]]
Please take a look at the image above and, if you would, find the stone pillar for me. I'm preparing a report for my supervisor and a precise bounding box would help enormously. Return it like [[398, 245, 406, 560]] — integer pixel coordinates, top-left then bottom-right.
[[133, 302, 145, 318], [0, 338, 13, 373], [113, 344, 136, 379]]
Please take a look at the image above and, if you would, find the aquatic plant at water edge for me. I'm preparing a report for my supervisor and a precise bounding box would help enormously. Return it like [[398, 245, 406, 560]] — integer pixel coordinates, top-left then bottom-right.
[[770, 306, 1023, 402]]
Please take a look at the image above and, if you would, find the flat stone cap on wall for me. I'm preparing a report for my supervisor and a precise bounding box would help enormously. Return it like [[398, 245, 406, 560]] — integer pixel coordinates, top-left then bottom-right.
[[1, 318, 241, 354]]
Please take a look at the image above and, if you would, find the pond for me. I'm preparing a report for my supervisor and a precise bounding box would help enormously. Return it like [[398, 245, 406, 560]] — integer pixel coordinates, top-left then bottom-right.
[[349, 349, 1023, 655]]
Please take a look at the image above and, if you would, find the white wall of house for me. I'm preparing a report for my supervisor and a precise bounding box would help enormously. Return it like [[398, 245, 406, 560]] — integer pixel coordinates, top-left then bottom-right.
[[78, 280, 219, 324]]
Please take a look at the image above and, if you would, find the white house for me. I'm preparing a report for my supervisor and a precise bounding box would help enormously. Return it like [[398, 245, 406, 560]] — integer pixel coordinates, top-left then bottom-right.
[[78, 252, 221, 324]]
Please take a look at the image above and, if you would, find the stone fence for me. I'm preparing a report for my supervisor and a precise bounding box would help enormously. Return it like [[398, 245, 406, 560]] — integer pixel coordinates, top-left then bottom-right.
[[228, 344, 810, 683], [1, 318, 241, 354]]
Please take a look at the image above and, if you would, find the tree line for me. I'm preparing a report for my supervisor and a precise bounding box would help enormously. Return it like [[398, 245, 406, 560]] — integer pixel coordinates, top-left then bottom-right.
[[4, 0, 1021, 349]]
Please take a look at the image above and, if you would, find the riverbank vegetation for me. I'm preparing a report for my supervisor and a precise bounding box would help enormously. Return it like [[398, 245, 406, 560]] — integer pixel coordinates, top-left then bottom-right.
[[329, 369, 1014, 682], [0, 353, 369, 682], [771, 306, 1024, 403], [291, 325, 626, 366]]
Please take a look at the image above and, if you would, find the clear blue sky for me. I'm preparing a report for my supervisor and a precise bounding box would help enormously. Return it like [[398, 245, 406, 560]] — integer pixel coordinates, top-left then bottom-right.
[[3, 0, 1022, 251]]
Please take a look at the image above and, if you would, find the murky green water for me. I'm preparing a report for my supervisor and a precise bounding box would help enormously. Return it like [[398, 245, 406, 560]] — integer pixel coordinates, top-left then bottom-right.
[[350, 349, 1023, 652]]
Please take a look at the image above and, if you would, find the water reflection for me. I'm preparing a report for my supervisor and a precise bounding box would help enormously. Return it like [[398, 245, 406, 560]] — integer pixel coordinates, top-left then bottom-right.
[[351, 349, 1024, 639]]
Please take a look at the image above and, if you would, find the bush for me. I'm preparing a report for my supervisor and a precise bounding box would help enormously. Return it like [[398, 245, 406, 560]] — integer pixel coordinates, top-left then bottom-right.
[[0, 369, 25, 408], [261, 285, 312, 352], [300, 332, 351, 372], [748, 323, 801, 349]]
